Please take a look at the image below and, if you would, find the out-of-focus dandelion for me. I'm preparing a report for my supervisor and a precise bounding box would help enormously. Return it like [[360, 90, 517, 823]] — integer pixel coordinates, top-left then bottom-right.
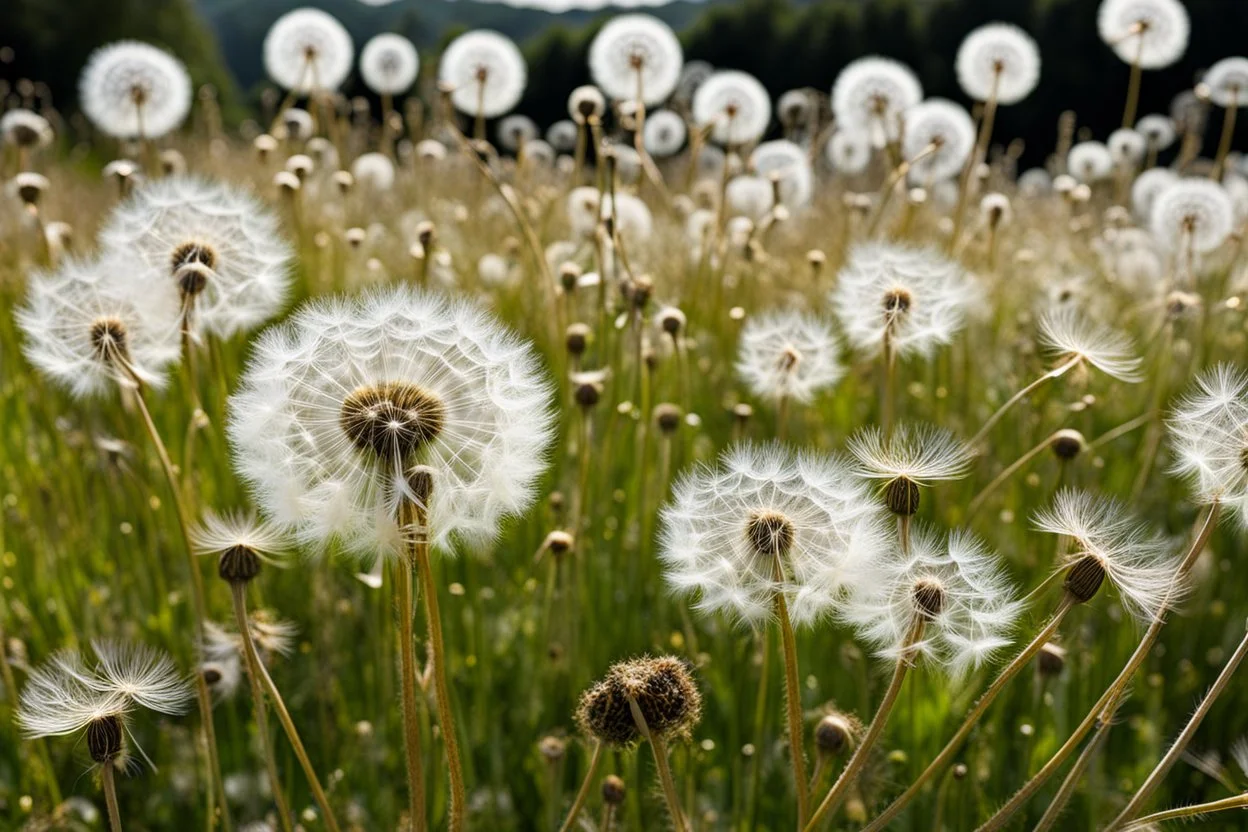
[[588, 14, 683, 106], [263, 8, 354, 94], [693, 70, 771, 146], [79, 41, 191, 141], [360, 33, 419, 97], [439, 30, 527, 139], [832, 57, 923, 148], [1098, 0, 1190, 125]]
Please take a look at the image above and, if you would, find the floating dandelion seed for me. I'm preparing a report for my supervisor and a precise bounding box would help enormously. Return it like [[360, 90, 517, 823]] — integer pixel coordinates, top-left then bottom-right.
[[903, 98, 976, 183], [588, 14, 683, 106], [659, 442, 887, 627], [1150, 178, 1234, 252], [227, 285, 555, 557], [79, 41, 191, 140], [264, 8, 354, 94], [439, 30, 527, 120], [831, 57, 922, 146], [692, 70, 771, 146], [17, 254, 181, 397], [956, 23, 1042, 105], [1034, 490, 1181, 622], [360, 33, 419, 96], [1038, 309, 1144, 383], [832, 241, 974, 359], [99, 175, 293, 340], [1098, 0, 1190, 69], [735, 310, 844, 405]]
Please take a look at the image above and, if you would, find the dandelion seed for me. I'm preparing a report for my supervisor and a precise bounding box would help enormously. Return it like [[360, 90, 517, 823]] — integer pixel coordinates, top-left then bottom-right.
[[1038, 308, 1144, 382]]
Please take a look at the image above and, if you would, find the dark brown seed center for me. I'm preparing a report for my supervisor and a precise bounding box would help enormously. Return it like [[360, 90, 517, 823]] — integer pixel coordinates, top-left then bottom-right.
[[746, 511, 796, 559], [87, 715, 124, 763], [90, 317, 128, 363], [1064, 553, 1107, 603], [913, 578, 945, 619], [340, 382, 447, 462], [883, 288, 912, 316], [885, 477, 922, 516], [171, 241, 217, 274]]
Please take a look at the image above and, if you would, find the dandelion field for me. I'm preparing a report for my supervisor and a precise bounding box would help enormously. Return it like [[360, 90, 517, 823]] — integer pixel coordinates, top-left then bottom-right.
[[3, 3, 1248, 831]]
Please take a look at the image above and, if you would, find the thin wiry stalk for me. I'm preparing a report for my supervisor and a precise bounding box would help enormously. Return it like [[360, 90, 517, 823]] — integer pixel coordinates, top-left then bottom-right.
[[1122, 792, 1248, 830], [969, 356, 1081, 448], [773, 556, 810, 827], [967, 432, 1059, 519], [805, 616, 927, 831], [397, 502, 428, 832], [101, 759, 123, 832], [976, 503, 1222, 832], [1106, 623, 1248, 830], [627, 695, 688, 832], [862, 594, 1076, 832], [558, 741, 604, 832]]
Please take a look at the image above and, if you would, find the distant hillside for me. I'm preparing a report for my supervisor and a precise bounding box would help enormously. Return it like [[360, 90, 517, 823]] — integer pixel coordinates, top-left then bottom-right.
[[195, 0, 730, 93]]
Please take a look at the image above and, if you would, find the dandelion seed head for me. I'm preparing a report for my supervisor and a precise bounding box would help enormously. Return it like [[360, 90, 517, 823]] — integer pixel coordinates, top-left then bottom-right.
[[1108, 128, 1147, 166], [351, 152, 396, 191], [643, 110, 687, 158], [956, 23, 1042, 105], [1204, 57, 1248, 108], [1068, 141, 1114, 183], [826, 128, 872, 175], [1098, 0, 1190, 69], [80, 41, 191, 139], [1132, 167, 1179, 222], [360, 33, 419, 96], [588, 14, 683, 106], [725, 175, 774, 221], [693, 70, 771, 146], [750, 139, 814, 207], [849, 423, 974, 490], [904, 98, 975, 183], [1150, 178, 1234, 253], [439, 30, 527, 119], [1168, 364, 1248, 518], [576, 655, 701, 747], [735, 310, 844, 404], [0, 108, 53, 149], [832, 57, 922, 146], [264, 8, 354, 93], [1038, 309, 1143, 382], [497, 114, 538, 153]]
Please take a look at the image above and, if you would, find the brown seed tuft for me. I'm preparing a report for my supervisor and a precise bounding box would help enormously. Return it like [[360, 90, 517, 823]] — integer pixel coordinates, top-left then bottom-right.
[[884, 477, 921, 516], [913, 578, 945, 619], [745, 511, 796, 559], [575, 655, 702, 748], [1064, 553, 1106, 603], [339, 383, 447, 462], [87, 715, 124, 764]]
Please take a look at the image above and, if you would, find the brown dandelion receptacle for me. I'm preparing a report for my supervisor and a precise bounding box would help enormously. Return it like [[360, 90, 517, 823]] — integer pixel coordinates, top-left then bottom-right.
[[883, 288, 912, 316], [654, 403, 683, 435], [340, 382, 447, 462], [885, 476, 922, 516], [170, 241, 218, 274], [1037, 642, 1066, 677], [746, 510, 796, 559], [815, 714, 853, 755], [87, 715, 124, 764], [90, 317, 130, 365], [1050, 429, 1085, 461], [913, 577, 946, 620], [1064, 553, 1107, 603], [218, 545, 262, 584], [576, 656, 702, 748]]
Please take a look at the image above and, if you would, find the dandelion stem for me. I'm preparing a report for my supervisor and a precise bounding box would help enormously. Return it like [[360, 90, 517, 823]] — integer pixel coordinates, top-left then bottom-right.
[[1032, 716, 1110, 832], [773, 573, 810, 827], [233, 583, 341, 832], [1121, 34, 1145, 129], [975, 502, 1221, 832], [228, 584, 294, 832], [969, 356, 1081, 448], [127, 378, 229, 832], [950, 73, 1001, 253], [558, 741, 604, 832], [805, 616, 927, 831], [1107, 622, 1248, 830], [627, 695, 688, 832], [1213, 95, 1240, 180], [967, 432, 1058, 519], [414, 515, 466, 832], [862, 594, 1076, 832], [397, 501, 428, 832], [1122, 792, 1248, 830], [101, 760, 123, 832]]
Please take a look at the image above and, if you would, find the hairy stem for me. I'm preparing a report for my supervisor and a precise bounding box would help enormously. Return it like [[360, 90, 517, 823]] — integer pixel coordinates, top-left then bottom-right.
[[102, 760, 123, 832], [398, 501, 428, 832]]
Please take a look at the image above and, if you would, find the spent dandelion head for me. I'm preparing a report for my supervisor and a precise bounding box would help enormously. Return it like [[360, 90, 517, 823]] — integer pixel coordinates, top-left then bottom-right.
[[360, 33, 419, 96], [1038, 308, 1144, 382], [693, 70, 771, 146], [1150, 178, 1234, 253], [79, 41, 191, 140], [831, 57, 923, 147], [1034, 489, 1182, 621], [575, 655, 702, 747], [956, 23, 1042, 105], [841, 528, 1022, 678], [848, 423, 974, 516], [191, 510, 292, 585], [903, 98, 975, 183], [1168, 364, 1248, 517], [659, 443, 889, 627], [227, 285, 555, 558], [735, 310, 844, 404], [263, 8, 354, 94]]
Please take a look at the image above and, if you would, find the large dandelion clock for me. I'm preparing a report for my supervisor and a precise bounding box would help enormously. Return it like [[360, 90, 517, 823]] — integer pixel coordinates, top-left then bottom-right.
[[264, 8, 355, 94], [832, 57, 922, 145], [750, 140, 814, 207], [79, 41, 192, 139], [360, 33, 419, 96], [1097, 0, 1190, 69], [588, 14, 683, 106], [955, 23, 1041, 105], [693, 70, 771, 146], [902, 98, 975, 183], [1204, 57, 1248, 108], [1150, 178, 1234, 253], [439, 30, 527, 120]]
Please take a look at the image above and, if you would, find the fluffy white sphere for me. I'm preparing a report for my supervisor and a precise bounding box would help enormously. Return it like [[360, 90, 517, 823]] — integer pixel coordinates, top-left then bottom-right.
[[955, 23, 1041, 105], [693, 70, 771, 146], [351, 152, 396, 191], [736, 310, 844, 404], [1097, 0, 1190, 69], [359, 33, 419, 96], [263, 8, 354, 93], [903, 98, 975, 183], [1135, 113, 1177, 149], [79, 41, 191, 139], [750, 139, 813, 207], [826, 128, 872, 175], [1068, 141, 1114, 183], [588, 14, 683, 105], [643, 109, 688, 158], [1150, 178, 1234, 252], [1204, 57, 1248, 108], [1131, 167, 1178, 221], [832, 57, 922, 144], [227, 286, 555, 557], [439, 30, 527, 119]]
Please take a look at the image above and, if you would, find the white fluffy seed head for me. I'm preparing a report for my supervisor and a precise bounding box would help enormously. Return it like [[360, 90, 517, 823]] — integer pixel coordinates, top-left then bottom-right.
[[264, 8, 354, 93], [826, 128, 872, 175], [1168, 364, 1248, 517], [1108, 128, 1147, 166], [1038, 308, 1143, 382], [546, 119, 579, 152], [99, 175, 293, 340], [955, 23, 1041, 105], [750, 139, 814, 207], [497, 114, 538, 152], [693, 70, 772, 146], [588, 14, 683, 106], [1067, 141, 1114, 183], [227, 285, 556, 558], [659, 442, 889, 628], [351, 152, 396, 191], [439, 30, 527, 119], [1, 108, 54, 149], [903, 98, 975, 183], [1034, 490, 1183, 622], [1136, 113, 1177, 148], [360, 33, 419, 96], [725, 175, 774, 221], [832, 57, 923, 146], [1132, 167, 1178, 221], [1150, 178, 1234, 253], [735, 310, 844, 404], [79, 41, 191, 139], [18, 253, 181, 398], [1098, 0, 1190, 69], [840, 527, 1022, 679], [1204, 57, 1248, 108], [849, 423, 973, 487], [832, 242, 974, 360], [643, 110, 688, 158], [190, 510, 292, 568]]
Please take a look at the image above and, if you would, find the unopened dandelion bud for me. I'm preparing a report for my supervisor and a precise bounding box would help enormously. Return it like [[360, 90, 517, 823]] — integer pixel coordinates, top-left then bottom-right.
[[654, 403, 683, 435], [86, 715, 124, 764], [565, 323, 591, 357], [913, 578, 946, 619], [538, 735, 566, 762], [559, 262, 582, 294], [815, 714, 853, 755], [658, 307, 686, 337], [885, 477, 922, 516], [544, 530, 574, 558], [1064, 553, 1107, 603], [218, 544, 262, 584], [1050, 429, 1086, 461], [602, 775, 626, 805], [733, 403, 753, 425], [333, 170, 354, 194], [254, 134, 277, 161], [1037, 642, 1066, 677]]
